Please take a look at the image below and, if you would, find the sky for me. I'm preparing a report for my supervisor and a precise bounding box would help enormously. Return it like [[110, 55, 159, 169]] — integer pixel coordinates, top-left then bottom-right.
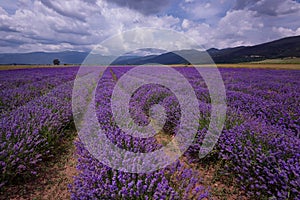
[[0, 0, 299, 54]]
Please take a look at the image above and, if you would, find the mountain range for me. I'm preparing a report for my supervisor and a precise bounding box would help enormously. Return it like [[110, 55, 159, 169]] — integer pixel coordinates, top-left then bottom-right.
[[0, 35, 299, 65]]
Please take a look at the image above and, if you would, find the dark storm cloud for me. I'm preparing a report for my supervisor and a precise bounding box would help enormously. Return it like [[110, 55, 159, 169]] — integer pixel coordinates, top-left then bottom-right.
[[20, 33, 58, 44], [233, 0, 257, 10], [40, 0, 87, 22], [0, 38, 25, 46], [0, 25, 19, 33], [105, 0, 171, 15], [233, 0, 300, 16], [52, 27, 90, 36], [22, 32, 90, 46], [251, 0, 281, 16]]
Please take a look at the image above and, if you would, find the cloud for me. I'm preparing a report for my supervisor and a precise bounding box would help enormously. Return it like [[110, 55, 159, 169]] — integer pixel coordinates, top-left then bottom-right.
[[214, 10, 266, 47], [233, 0, 257, 10], [40, 0, 100, 22], [0, 0, 299, 53], [0, 38, 25, 47], [179, 0, 300, 49], [272, 27, 300, 37], [0, 25, 19, 33], [0, 0, 181, 53], [227, 0, 300, 42], [180, 19, 213, 47], [180, 0, 235, 25], [180, 3, 300, 50], [183, 2, 220, 19], [0, 0, 19, 14], [0, 0, 98, 52], [233, 0, 300, 16], [104, 0, 172, 15]]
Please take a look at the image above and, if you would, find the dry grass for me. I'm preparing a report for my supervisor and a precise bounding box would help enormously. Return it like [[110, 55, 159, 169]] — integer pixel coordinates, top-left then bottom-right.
[[0, 65, 78, 71], [251, 57, 300, 64], [153, 63, 299, 70], [1, 63, 300, 71], [215, 63, 300, 70], [171, 63, 300, 70]]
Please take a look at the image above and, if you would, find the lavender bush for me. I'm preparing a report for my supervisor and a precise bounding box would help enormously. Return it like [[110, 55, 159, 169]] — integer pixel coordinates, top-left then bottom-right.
[[185, 68, 300, 199], [1, 66, 299, 199], [0, 67, 77, 187]]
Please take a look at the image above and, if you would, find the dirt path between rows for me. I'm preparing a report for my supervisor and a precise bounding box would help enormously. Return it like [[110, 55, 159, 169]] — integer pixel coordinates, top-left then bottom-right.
[[2, 133, 246, 200], [2, 137, 77, 200]]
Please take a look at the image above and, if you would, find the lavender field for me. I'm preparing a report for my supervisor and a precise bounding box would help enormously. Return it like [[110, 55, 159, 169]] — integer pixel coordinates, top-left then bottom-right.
[[0, 66, 299, 199]]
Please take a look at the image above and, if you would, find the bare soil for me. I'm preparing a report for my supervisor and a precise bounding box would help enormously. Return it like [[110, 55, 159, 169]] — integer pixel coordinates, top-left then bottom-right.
[[1, 137, 77, 200], [181, 157, 248, 200]]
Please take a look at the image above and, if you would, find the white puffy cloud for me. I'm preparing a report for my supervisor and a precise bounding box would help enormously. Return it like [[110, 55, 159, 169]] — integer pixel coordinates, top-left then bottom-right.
[[273, 27, 300, 37], [180, 19, 213, 48], [0, 0, 299, 53], [181, 0, 235, 25], [180, 0, 300, 49], [0, 0, 181, 53]]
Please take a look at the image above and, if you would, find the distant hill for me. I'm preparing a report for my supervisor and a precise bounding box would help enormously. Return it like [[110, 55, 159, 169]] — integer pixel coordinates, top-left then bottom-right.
[[207, 35, 300, 63], [113, 35, 300, 64], [0, 51, 89, 65], [0, 35, 299, 65]]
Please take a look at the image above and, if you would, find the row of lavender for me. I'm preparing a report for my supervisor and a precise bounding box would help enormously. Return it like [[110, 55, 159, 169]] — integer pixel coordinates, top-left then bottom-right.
[[70, 68, 210, 199], [0, 67, 78, 187], [0, 66, 210, 199], [1, 66, 299, 199], [71, 66, 299, 199], [183, 68, 300, 199], [0, 68, 76, 115]]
